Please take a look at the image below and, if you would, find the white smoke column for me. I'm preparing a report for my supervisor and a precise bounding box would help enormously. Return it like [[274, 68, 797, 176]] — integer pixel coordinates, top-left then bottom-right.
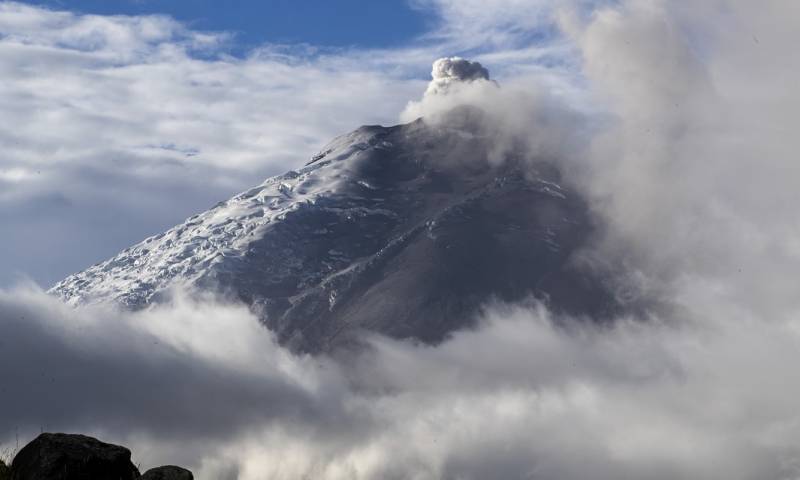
[[401, 56, 585, 168], [401, 57, 503, 123], [425, 57, 492, 95]]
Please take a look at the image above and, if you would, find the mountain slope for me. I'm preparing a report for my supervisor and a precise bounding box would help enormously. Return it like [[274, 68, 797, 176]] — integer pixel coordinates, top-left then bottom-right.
[[51, 114, 617, 352]]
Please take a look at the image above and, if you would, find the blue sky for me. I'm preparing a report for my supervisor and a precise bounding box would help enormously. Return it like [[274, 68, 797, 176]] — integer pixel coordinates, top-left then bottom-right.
[[22, 0, 430, 50]]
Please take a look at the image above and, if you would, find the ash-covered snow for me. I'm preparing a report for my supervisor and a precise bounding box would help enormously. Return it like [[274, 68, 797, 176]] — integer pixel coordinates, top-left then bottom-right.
[[51, 116, 618, 352], [51, 127, 381, 308]]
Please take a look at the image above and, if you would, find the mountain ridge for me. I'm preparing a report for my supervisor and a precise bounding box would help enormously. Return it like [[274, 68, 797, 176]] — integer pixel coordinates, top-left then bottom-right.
[[51, 113, 618, 352]]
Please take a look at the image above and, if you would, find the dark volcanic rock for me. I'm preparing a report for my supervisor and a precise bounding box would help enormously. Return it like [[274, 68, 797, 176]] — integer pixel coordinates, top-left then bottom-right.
[[141, 465, 193, 480], [52, 113, 622, 353], [10, 433, 139, 480]]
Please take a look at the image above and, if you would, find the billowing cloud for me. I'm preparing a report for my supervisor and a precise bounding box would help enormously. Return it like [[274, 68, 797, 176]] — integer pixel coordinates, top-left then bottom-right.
[[401, 55, 586, 172], [0, 286, 332, 437], [4, 289, 800, 480], [425, 56, 491, 95], [558, 0, 800, 323]]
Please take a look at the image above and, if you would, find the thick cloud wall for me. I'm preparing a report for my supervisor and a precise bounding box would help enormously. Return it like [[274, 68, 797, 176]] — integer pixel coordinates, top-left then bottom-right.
[[4, 290, 800, 480], [405, 0, 800, 325]]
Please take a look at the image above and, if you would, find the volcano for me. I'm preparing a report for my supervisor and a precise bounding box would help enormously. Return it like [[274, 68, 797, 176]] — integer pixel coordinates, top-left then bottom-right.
[[51, 109, 617, 352]]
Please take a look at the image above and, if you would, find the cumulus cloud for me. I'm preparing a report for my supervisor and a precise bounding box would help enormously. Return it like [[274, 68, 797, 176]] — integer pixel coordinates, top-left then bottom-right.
[[404, 0, 800, 317]]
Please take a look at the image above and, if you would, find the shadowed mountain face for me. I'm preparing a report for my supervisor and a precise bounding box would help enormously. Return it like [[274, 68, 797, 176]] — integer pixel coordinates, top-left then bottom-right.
[[51, 113, 618, 353]]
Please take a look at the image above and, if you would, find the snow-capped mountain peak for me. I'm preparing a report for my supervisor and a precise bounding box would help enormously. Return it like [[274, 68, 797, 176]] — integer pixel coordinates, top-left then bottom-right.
[[52, 117, 616, 352]]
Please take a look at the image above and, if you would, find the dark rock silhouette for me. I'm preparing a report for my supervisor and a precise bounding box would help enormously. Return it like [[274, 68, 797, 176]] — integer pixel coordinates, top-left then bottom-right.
[[8, 433, 193, 480], [10, 433, 139, 480], [141, 466, 193, 480]]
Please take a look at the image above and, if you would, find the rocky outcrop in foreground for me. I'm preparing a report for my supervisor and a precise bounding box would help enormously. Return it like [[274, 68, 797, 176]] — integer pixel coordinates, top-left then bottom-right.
[[7, 433, 192, 480], [140, 466, 194, 480]]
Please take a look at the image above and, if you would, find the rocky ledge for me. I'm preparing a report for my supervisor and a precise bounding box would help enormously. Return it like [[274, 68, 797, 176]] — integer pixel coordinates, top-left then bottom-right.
[[2, 433, 192, 480]]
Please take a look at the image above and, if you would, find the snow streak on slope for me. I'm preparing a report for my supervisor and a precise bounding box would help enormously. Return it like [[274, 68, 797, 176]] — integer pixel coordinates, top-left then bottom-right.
[[52, 115, 616, 352], [51, 127, 381, 308]]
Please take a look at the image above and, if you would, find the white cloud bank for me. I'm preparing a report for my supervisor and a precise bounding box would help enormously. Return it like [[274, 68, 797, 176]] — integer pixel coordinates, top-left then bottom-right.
[[3, 288, 800, 480]]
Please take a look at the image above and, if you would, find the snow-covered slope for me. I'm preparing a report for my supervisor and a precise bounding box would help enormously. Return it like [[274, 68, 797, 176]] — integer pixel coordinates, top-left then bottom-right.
[[52, 126, 383, 309], [51, 115, 617, 352]]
